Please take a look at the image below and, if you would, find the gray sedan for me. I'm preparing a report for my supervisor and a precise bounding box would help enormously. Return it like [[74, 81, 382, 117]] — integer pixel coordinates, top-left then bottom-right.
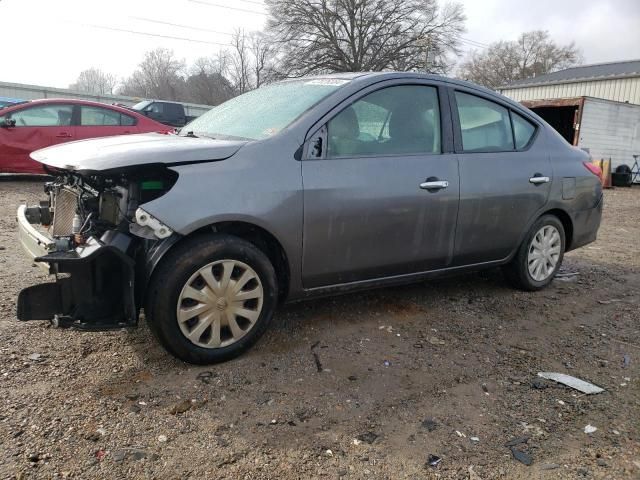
[[16, 72, 603, 364]]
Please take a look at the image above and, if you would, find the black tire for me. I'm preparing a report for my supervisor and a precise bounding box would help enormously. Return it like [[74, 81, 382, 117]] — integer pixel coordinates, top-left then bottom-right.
[[145, 234, 278, 364], [503, 214, 565, 291]]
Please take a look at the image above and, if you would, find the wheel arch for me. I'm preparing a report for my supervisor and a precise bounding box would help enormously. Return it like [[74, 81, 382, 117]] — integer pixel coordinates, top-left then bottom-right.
[[145, 221, 291, 303], [541, 208, 574, 251]]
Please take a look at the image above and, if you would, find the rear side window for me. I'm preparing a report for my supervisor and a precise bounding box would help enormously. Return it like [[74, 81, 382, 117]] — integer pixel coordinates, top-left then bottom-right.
[[80, 106, 136, 126], [511, 111, 536, 149], [455, 92, 514, 152]]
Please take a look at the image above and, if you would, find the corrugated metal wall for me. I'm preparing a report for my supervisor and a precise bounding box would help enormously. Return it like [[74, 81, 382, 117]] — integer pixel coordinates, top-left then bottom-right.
[[0, 81, 213, 117], [578, 98, 640, 169], [500, 77, 640, 105]]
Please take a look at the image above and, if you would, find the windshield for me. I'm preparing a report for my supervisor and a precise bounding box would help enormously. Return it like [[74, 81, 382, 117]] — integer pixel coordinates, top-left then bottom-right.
[[132, 100, 152, 111], [182, 79, 350, 140]]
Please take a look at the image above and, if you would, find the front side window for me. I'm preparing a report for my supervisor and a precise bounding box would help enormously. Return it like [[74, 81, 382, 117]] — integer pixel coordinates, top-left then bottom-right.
[[512, 111, 536, 149], [455, 92, 514, 152], [326, 85, 441, 158], [8, 105, 73, 127]]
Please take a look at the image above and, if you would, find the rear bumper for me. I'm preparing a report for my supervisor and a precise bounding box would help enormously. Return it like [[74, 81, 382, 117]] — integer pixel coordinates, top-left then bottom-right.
[[569, 193, 603, 251]]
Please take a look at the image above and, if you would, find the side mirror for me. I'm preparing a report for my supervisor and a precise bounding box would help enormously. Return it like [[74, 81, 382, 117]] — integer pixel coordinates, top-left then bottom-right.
[[1, 118, 16, 128]]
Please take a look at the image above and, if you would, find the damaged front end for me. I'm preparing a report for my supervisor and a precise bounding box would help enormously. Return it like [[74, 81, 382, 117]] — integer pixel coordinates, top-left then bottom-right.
[[17, 166, 179, 330]]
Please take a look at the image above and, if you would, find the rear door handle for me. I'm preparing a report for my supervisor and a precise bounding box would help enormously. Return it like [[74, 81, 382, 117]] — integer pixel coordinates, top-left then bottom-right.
[[56, 132, 72, 138], [420, 180, 449, 190], [529, 175, 550, 184]]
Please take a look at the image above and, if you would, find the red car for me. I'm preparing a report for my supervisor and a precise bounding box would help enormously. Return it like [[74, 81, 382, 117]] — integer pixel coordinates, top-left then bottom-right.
[[0, 99, 173, 174]]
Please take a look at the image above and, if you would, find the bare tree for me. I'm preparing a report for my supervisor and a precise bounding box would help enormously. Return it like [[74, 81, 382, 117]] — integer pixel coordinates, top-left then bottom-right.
[[118, 48, 187, 100], [249, 32, 277, 88], [70, 68, 117, 95], [228, 30, 253, 94], [185, 56, 236, 105], [458, 30, 583, 89], [264, 0, 466, 76]]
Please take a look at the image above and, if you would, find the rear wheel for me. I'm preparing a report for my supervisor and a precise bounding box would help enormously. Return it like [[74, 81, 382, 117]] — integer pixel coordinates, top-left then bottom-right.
[[146, 234, 278, 364], [503, 215, 565, 291]]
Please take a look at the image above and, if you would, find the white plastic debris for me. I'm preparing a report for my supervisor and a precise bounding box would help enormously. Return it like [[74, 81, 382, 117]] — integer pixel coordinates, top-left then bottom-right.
[[538, 372, 604, 394], [584, 425, 597, 434]]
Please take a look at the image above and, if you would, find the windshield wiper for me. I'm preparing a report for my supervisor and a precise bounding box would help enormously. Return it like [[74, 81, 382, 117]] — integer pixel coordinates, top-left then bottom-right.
[[184, 131, 198, 138]]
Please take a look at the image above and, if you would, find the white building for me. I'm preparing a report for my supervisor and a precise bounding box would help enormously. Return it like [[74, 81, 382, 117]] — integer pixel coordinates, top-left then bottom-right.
[[499, 60, 640, 174], [498, 59, 640, 105]]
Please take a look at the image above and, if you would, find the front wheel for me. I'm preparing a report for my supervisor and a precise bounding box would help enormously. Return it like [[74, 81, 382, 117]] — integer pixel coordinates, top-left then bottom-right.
[[503, 215, 566, 291], [145, 234, 278, 364]]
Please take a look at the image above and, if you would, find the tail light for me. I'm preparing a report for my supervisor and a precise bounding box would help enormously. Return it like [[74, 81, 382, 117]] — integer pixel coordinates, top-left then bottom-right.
[[583, 162, 602, 178]]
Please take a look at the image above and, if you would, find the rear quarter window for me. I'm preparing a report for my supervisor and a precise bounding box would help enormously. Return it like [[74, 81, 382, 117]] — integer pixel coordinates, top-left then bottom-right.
[[511, 112, 536, 149]]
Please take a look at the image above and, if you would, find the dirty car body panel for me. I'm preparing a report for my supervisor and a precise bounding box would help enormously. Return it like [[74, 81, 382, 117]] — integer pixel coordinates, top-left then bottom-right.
[[15, 72, 602, 350]]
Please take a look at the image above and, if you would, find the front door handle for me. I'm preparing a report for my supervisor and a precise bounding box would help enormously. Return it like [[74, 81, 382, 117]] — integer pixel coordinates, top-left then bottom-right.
[[56, 132, 72, 138], [529, 175, 550, 184], [420, 180, 449, 190]]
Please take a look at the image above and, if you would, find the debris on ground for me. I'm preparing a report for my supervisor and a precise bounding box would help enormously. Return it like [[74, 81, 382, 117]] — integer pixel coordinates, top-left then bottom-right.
[[356, 432, 379, 444], [428, 336, 446, 345], [169, 400, 193, 415], [504, 436, 529, 447], [537, 372, 604, 394], [421, 418, 438, 432], [510, 447, 533, 465], [623, 354, 631, 368], [584, 424, 598, 434], [196, 371, 213, 384], [383, 360, 391, 367], [427, 454, 442, 468]]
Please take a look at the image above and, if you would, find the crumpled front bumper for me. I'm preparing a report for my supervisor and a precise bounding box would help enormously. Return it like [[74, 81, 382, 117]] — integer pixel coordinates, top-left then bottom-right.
[[16, 204, 56, 269], [16, 205, 139, 329]]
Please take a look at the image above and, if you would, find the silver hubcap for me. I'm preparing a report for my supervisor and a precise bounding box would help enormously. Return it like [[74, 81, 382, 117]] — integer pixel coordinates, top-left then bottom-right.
[[176, 260, 263, 349], [527, 225, 561, 282]]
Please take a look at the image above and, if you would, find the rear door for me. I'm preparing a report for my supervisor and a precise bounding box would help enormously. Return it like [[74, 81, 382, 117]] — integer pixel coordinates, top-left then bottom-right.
[[301, 81, 459, 288], [0, 103, 75, 173], [76, 105, 137, 140], [450, 88, 551, 266]]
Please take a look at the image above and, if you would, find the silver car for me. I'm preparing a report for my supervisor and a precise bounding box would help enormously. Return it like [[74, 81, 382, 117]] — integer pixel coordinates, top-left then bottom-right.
[[16, 73, 603, 364]]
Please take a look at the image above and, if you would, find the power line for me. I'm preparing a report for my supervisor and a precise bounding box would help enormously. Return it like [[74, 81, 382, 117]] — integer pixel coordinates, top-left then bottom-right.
[[234, 0, 266, 6], [84, 23, 232, 47], [188, 0, 268, 15], [130, 16, 235, 36]]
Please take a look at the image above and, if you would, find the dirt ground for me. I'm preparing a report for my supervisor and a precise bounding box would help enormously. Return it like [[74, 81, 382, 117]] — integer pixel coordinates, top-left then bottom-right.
[[0, 179, 638, 480]]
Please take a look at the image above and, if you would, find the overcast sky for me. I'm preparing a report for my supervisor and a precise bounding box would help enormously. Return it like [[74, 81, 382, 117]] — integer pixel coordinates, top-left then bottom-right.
[[0, 0, 639, 89]]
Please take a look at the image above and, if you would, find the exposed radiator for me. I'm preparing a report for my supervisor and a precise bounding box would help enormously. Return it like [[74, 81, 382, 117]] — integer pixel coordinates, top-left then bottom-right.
[[52, 188, 79, 236]]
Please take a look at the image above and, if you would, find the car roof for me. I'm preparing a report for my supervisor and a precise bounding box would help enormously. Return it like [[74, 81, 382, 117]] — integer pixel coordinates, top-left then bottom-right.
[[279, 71, 523, 110], [0, 98, 146, 116]]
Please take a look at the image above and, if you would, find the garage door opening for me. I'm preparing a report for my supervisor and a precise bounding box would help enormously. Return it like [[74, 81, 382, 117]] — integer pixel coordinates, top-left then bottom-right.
[[522, 98, 583, 146]]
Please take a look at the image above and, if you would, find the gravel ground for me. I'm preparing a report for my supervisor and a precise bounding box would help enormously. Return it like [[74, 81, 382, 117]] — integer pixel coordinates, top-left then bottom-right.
[[0, 179, 639, 479]]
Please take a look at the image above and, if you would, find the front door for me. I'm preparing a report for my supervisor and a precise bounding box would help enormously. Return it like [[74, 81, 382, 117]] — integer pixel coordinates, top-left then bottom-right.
[[450, 89, 552, 266], [0, 103, 75, 173], [301, 83, 459, 289]]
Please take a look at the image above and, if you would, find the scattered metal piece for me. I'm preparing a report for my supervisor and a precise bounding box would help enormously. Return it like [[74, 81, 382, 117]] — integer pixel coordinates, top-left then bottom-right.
[[622, 354, 631, 369], [510, 447, 533, 465], [584, 424, 597, 434], [383, 360, 391, 367], [538, 372, 604, 394], [427, 454, 442, 467]]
